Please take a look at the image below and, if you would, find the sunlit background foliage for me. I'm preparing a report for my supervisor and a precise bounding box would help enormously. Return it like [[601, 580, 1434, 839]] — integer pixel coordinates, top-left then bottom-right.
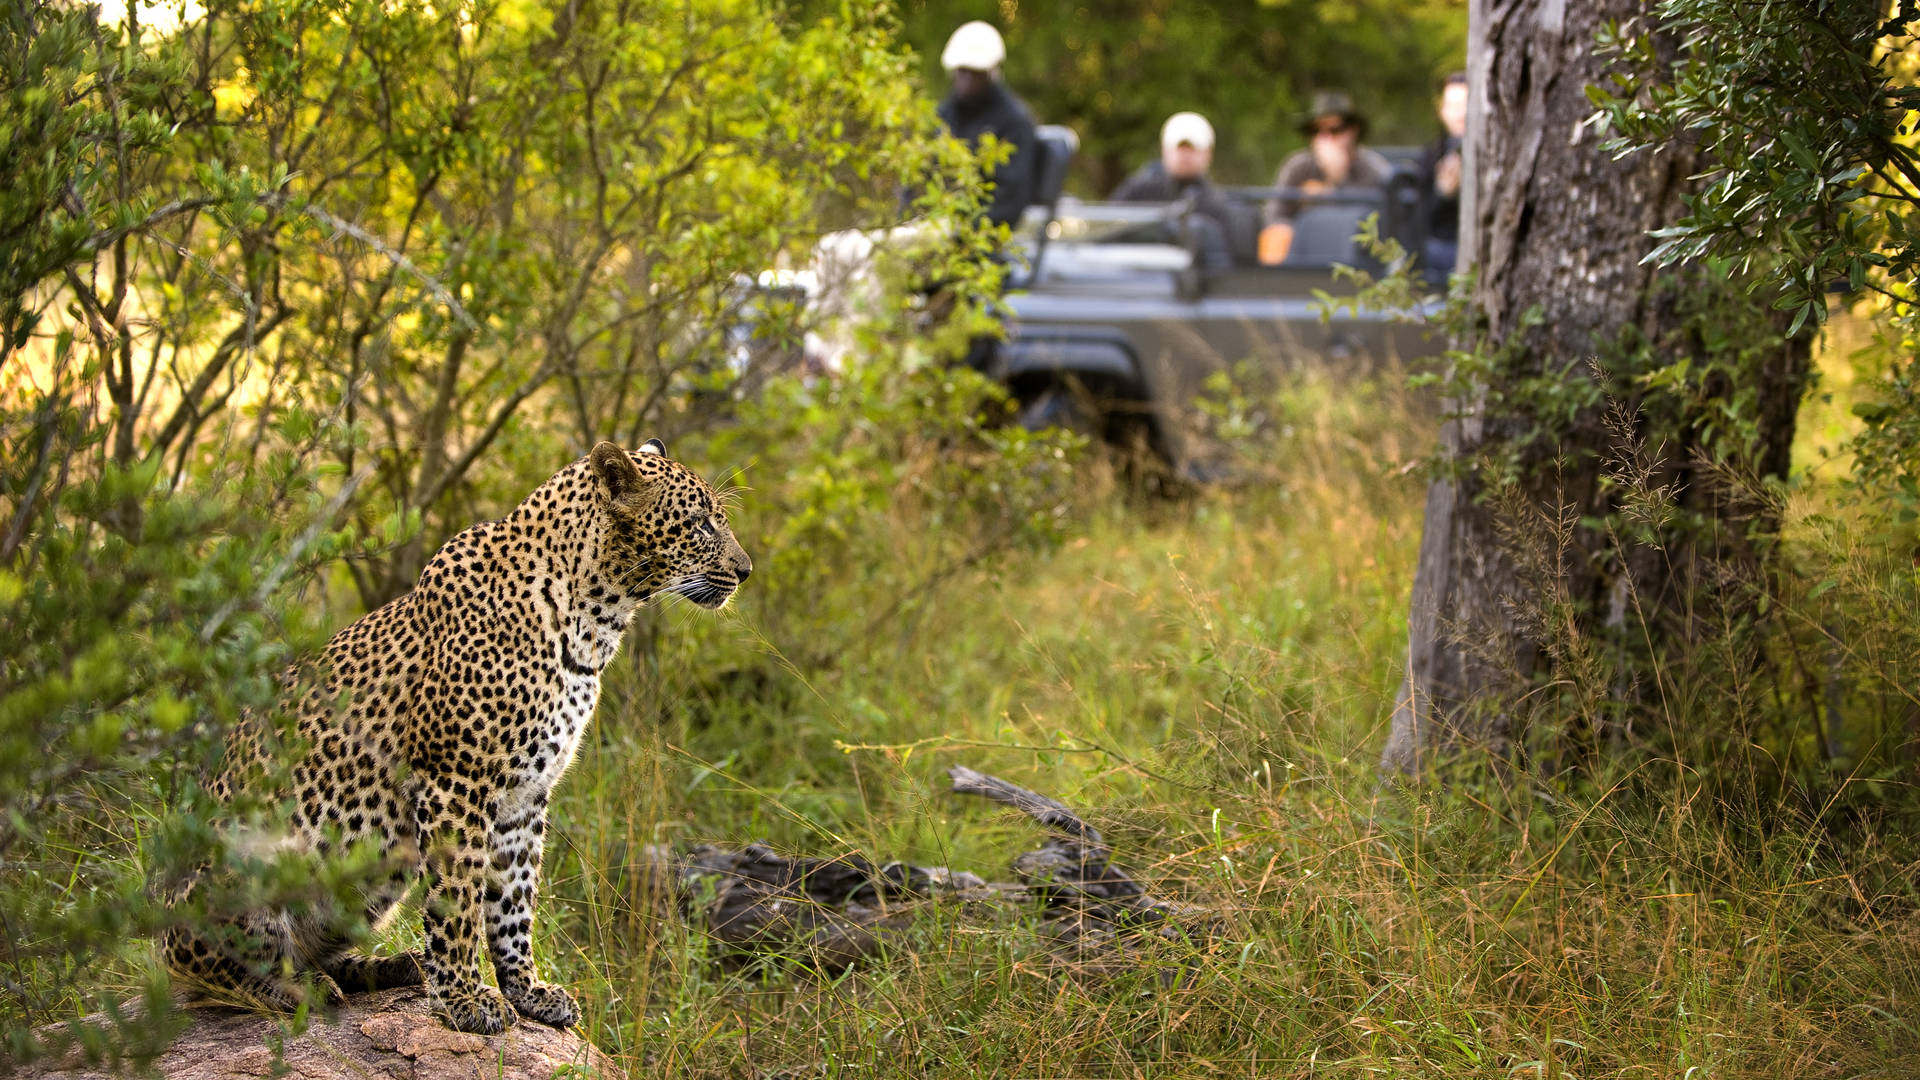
[[894, 0, 1470, 192]]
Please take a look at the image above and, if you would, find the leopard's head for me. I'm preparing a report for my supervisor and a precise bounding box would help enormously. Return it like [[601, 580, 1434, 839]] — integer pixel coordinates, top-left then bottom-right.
[[589, 439, 751, 609]]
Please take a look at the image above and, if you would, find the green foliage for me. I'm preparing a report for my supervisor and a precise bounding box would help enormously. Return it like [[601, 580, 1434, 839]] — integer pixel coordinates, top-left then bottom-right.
[[1596, 2, 1920, 552], [1321, 222, 1567, 490], [0, 438, 372, 1066], [1593, 2, 1919, 337], [0, 0, 1012, 1064], [67, 0, 1001, 605], [1586, 2, 1920, 803], [547, 363, 1918, 1077], [0, 18, 389, 1051], [892, 0, 1469, 192], [1849, 318, 1920, 532], [680, 236, 1083, 670]]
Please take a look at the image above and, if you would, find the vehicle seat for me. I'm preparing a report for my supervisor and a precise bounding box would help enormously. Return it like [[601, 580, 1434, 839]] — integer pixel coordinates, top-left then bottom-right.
[[1284, 202, 1372, 266], [1223, 198, 1261, 267], [1011, 125, 1081, 289], [1382, 167, 1427, 264], [1030, 125, 1079, 213]]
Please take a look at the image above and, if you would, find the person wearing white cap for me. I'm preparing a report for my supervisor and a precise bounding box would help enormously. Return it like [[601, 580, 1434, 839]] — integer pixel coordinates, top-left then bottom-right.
[[935, 20, 1038, 229], [1111, 111, 1236, 270]]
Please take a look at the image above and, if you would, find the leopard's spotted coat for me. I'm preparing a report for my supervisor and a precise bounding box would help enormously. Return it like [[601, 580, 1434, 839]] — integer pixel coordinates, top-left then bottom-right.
[[165, 440, 750, 1034]]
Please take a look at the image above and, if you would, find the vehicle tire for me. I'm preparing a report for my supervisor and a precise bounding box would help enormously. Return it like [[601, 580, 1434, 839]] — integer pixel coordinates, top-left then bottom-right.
[[1108, 410, 1190, 500], [1015, 381, 1100, 438]]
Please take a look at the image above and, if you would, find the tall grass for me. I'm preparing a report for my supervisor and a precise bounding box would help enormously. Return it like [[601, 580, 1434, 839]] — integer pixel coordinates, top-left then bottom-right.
[[525, 352, 1920, 1078]]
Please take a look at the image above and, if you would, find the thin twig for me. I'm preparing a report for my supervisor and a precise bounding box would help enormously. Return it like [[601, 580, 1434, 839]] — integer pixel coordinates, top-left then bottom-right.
[[200, 466, 373, 643]]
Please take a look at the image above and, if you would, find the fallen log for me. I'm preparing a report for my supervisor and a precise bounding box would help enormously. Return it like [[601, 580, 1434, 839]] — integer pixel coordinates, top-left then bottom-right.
[[659, 764, 1212, 969]]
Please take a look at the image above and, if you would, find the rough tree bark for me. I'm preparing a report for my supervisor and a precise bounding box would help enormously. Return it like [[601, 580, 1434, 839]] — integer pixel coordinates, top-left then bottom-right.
[[1380, 0, 1811, 773]]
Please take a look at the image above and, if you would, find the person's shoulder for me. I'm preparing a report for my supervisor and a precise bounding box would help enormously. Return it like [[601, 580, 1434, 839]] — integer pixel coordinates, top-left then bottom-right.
[[1130, 159, 1167, 183], [1358, 146, 1395, 174], [1275, 149, 1316, 180], [1110, 160, 1166, 200], [987, 84, 1034, 123]]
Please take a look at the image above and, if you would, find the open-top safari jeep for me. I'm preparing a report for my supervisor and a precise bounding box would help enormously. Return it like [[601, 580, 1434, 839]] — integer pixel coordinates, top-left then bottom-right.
[[994, 126, 1442, 472]]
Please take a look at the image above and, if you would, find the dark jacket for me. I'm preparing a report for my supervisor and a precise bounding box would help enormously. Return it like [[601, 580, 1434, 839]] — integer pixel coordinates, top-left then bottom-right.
[[1111, 161, 1234, 228], [938, 81, 1039, 229], [1418, 132, 1463, 244], [1110, 160, 1237, 270]]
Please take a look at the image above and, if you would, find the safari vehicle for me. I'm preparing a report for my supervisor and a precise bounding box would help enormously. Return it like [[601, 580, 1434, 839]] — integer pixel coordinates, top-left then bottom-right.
[[996, 126, 1442, 471]]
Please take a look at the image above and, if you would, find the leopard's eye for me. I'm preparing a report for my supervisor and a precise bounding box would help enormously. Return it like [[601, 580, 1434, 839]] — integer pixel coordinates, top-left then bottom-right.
[[697, 517, 717, 537]]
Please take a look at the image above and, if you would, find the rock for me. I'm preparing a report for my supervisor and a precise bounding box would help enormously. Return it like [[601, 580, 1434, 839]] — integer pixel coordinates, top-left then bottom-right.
[[23, 988, 618, 1080]]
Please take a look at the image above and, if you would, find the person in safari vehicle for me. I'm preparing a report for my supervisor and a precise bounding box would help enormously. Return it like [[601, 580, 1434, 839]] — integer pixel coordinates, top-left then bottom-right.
[[1109, 111, 1236, 271], [935, 20, 1039, 232], [1258, 90, 1394, 265]]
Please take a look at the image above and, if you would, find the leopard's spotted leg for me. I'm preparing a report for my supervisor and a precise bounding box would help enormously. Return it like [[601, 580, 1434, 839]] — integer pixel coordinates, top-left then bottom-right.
[[486, 799, 577, 1028], [416, 771, 514, 1034]]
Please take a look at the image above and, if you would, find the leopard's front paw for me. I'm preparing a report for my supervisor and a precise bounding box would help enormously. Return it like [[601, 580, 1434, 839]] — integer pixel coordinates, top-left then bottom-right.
[[433, 984, 515, 1035], [507, 981, 579, 1028]]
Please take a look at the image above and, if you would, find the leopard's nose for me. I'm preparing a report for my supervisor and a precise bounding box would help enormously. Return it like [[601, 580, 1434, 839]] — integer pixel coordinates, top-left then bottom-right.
[[735, 560, 752, 581]]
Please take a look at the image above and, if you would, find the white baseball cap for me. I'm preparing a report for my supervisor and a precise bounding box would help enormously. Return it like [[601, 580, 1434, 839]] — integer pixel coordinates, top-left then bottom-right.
[[941, 21, 1006, 71], [1161, 112, 1215, 151]]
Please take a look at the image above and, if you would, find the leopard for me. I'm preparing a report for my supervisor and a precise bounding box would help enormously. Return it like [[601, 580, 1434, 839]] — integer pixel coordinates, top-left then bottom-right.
[[164, 439, 750, 1035]]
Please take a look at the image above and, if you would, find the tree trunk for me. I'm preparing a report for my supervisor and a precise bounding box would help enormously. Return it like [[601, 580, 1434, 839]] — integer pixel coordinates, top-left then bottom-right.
[[1380, 0, 1811, 773]]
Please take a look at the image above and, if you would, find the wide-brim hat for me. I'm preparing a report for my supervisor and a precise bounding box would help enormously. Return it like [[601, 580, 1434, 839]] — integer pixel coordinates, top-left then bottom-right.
[[1297, 90, 1368, 138]]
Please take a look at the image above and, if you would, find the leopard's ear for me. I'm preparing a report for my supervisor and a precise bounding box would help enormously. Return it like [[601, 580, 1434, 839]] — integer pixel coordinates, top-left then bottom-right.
[[589, 441, 658, 508], [638, 438, 666, 456]]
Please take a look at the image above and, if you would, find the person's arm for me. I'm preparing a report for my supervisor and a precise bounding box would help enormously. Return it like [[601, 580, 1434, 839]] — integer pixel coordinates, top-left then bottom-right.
[[1259, 156, 1312, 264], [1266, 155, 1317, 222], [1432, 145, 1462, 199], [1356, 147, 1395, 188], [1110, 166, 1152, 202]]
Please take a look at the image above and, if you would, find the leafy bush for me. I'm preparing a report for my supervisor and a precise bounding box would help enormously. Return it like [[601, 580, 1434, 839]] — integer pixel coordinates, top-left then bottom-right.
[[1598, 2, 1920, 545], [1587, 0, 1920, 793], [1, 0, 1018, 1064]]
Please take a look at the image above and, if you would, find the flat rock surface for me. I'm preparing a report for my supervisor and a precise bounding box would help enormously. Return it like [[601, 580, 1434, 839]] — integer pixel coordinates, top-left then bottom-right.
[[25, 989, 618, 1080]]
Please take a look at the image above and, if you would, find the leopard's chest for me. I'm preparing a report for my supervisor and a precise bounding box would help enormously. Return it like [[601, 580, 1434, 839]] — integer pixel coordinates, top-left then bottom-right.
[[499, 569, 632, 807], [520, 668, 598, 795]]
